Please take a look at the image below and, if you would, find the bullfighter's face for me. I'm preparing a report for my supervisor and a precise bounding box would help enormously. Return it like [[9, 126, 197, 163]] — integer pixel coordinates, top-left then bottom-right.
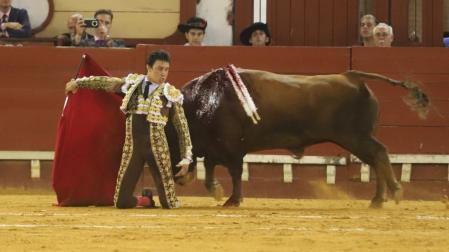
[[147, 60, 170, 84]]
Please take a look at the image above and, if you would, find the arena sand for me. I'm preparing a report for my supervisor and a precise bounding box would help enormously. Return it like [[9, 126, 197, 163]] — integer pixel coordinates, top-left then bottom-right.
[[0, 191, 448, 252]]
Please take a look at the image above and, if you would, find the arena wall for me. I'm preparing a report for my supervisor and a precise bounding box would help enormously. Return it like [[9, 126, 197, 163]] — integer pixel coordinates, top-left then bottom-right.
[[0, 45, 448, 200]]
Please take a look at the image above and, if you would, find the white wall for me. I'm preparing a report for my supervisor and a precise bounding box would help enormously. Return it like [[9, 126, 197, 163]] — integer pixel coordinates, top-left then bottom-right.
[[196, 0, 233, 46], [14, 0, 50, 29]]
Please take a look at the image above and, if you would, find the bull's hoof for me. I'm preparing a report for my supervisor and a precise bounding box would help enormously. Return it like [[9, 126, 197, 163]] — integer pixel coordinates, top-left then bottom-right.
[[393, 187, 403, 204], [388, 183, 403, 204], [210, 183, 224, 201], [223, 197, 241, 207], [206, 180, 224, 201], [369, 199, 383, 209]]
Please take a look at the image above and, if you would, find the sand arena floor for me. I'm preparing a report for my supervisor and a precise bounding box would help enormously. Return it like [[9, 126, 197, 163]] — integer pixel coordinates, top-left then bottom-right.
[[0, 191, 448, 252]]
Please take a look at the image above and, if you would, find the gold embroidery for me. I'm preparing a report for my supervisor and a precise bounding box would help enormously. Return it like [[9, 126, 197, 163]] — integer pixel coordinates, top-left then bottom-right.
[[120, 74, 145, 113], [163, 84, 183, 104], [113, 116, 133, 207], [75, 76, 123, 92], [172, 102, 193, 161], [136, 95, 150, 114], [150, 124, 179, 208], [146, 85, 169, 125]]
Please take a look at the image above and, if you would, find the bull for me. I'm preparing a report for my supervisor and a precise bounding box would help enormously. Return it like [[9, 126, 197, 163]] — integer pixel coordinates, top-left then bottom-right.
[[168, 67, 429, 208]]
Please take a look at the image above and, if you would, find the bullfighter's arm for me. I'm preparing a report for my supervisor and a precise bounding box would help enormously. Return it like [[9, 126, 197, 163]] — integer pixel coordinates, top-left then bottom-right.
[[65, 76, 125, 94], [172, 102, 193, 164], [165, 85, 193, 168]]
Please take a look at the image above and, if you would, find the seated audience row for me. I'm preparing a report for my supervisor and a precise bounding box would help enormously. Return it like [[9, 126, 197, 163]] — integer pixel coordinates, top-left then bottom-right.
[[359, 14, 393, 47], [56, 9, 124, 47], [0, 0, 274, 48], [0, 0, 418, 49], [178, 17, 271, 47]]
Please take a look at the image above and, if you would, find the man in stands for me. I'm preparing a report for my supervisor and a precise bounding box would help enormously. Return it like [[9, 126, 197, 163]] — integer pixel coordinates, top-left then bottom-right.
[[239, 22, 271, 46], [177, 17, 207, 46], [373, 23, 394, 47], [360, 14, 376, 47], [0, 0, 31, 38], [56, 13, 94, 46], [79, 9, 124, 48]]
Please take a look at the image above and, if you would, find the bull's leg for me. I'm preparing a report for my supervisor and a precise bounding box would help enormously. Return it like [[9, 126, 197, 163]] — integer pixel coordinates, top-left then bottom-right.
[[204, 157, 224, 201], [223, 158, 244, 207], [361, 138, 402, 208], [340, 137, 402, 208], [375, 146, 403, 205]]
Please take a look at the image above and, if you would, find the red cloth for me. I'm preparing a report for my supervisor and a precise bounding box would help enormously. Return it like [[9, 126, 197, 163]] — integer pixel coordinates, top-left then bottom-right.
[[52, 54, 125, 206]]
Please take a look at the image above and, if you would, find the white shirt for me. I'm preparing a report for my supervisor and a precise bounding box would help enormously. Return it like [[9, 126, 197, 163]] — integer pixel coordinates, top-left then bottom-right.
[[0, 8, 11, 32], [121, 76, 172, 107], [142, 76, 160, 96], [121, 76, 158, 95]]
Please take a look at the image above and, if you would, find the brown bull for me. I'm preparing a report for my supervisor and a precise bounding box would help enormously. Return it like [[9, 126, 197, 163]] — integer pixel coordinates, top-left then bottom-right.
[[168, 68, 429, 208]]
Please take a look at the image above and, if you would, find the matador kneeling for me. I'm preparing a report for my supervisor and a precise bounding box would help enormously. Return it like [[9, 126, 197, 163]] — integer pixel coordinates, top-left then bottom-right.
[[65, 50, 192, 209]]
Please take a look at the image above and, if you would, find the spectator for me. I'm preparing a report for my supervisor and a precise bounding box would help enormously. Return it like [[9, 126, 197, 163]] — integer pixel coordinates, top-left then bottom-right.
[[79, 9, 124, 48], [373, 23, 393, 47], [0, 0, 31, 38], [360, 14, 376, 47], [240, 22, 271, 46], [177, 17, 207, 46], [55, 13, 94, 46]]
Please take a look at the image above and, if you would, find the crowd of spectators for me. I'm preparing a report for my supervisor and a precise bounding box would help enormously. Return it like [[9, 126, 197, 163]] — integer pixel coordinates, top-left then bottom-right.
[[0, 0, 446, 48], [359, 14, 394, 47], [55, 9, 124, 48]]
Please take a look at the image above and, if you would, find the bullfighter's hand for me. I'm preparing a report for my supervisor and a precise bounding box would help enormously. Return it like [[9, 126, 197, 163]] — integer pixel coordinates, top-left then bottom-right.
[[175, 159, 190, 177], [5, 22, 23, 30], [65, 79, 78, 95]]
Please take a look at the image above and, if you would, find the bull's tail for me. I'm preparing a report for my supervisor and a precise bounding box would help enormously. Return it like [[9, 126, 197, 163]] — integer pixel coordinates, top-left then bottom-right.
[[345, 70, 430, 119]]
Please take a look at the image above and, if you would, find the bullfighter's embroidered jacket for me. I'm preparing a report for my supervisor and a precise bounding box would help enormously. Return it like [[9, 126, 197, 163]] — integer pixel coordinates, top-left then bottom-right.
[[75, 74, 193, 166]]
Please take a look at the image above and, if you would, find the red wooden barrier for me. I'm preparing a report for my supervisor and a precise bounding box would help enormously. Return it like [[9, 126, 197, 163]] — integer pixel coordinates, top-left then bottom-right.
[[0, 46, 447, 200], [351, 47, 449, 154], [263, 0, 444, 47], [267, 0, 359, 46], [0, 46, 142, 151]]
